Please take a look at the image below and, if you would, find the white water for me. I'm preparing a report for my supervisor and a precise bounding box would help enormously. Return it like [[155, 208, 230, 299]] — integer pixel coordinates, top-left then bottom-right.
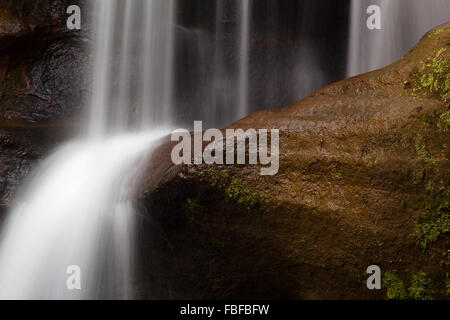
[[0, 0, 174, 299], [0, 133, 166, 299], [348, 0, 450, 77], [89, 0, 175, 134]]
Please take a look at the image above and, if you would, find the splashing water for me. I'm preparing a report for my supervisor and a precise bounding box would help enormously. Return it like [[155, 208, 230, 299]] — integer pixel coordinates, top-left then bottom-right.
[[347, 0, 450, 77], [0, 133, 167, 299], [0, 0, 174, 299]]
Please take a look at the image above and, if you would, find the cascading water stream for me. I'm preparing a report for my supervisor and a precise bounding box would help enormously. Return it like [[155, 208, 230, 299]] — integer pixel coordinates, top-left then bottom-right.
[[0, 0, 174, 299], [347, 0, 450, 77], [0, 133, 167, 299]]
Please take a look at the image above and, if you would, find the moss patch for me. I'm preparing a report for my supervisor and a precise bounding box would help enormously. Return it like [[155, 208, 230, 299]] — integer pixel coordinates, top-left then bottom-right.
[[447, 272, 450, 297], [411, 48, 450, 102], [408, 271, 434, 300], [438, 110, 450, 131], [429, 29, 444, 39], [199, 168, 270, 213], [412, 168, 425, 185], [414, 134, 431, 161], [384, 271, 408, 300], [183, 198, 203, 223], [412, 183, 450, 250]]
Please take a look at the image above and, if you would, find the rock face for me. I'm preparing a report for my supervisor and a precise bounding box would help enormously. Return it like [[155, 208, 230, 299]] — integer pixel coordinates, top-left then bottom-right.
[[139, 23, 450, 299], [0, 0, 88, 206]]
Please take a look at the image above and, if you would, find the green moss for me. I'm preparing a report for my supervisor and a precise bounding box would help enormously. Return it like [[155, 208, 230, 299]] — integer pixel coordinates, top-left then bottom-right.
[[429, 29, 444, 38], [446, 278, 450, 297], [400, 200, 407, 210], [199, 168, 230, 188], [414, 134, 431, 161], [446, 253, 450, 297], [183, 198, 203, 223], [441, 144, 449, 160], [408, 271, 434, 300], [384, 272, 408, 300], [306, 198, 320, 208], [412, 169, 425, 185], [438, 110, 450, 131], [199, 168, 269, 212], [335, 167, 346, 179], [367, 159, 378, 168], [411, 48, 450, 102], [423, 114, 434, 127], [225, 178, 269, 212], [412, 183, 450, 250]]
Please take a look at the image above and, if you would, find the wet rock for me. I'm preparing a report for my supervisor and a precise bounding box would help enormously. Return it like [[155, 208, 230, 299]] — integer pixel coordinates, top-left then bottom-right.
[[139, 23, 450, 299], [0, 11, 28, 45], [0, 123, 70, 206], [0, 0, 88, 206]]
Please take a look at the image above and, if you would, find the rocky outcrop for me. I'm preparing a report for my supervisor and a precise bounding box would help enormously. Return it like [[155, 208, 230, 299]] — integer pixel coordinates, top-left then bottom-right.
[[0, 0, 88, 206], [0, 0, 88, 122], [139, 23, 450, 299]]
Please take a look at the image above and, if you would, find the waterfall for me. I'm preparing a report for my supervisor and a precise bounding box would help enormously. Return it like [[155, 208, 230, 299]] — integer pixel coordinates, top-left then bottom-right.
[[238, 0, 251, 120], [210, 0, 252, 127], [89, 0, 175, 134], [347, 0, 450, 77], [0, 0, 174, 299]]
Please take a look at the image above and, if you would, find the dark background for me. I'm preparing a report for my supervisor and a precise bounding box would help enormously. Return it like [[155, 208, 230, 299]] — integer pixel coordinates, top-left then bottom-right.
[[175, 0, 350, 126]]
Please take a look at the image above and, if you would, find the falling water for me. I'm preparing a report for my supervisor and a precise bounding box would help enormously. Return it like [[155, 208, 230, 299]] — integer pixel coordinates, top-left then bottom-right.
[[210, 0, 233, 127], [90, 0, 175, 133], [347, 0, 450, 77], [209, 0, 252, 127], [0, 0, 174, 299], [238, 0, 250, 120]]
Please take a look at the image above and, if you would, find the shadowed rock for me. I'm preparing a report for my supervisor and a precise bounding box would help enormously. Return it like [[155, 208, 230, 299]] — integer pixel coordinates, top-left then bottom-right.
[[0, 0, 87, 206], [138, 23, 450, 299]]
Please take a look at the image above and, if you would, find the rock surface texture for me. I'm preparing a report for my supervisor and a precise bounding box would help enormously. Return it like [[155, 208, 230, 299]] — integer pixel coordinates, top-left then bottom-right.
[[0, 0, 87, 207], [139, 23, 450, 300]]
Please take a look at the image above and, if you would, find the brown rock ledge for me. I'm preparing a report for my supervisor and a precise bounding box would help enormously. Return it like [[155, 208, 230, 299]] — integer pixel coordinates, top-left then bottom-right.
[[137, 23, 450, 299]]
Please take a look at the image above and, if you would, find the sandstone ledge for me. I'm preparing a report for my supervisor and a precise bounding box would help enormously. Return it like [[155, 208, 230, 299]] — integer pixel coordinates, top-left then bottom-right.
[[137, 23, 450, 299]]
